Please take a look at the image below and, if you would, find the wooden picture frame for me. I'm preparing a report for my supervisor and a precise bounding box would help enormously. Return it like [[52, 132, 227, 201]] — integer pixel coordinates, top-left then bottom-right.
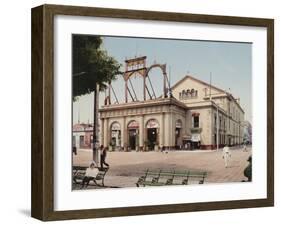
[[31, 4, 274, 221]]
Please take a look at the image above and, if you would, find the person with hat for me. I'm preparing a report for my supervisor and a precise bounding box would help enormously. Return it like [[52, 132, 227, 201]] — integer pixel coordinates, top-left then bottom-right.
[[100, 146, 110, 171]]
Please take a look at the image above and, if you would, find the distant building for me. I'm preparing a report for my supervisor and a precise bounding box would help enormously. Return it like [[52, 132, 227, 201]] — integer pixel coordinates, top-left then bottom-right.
[[99, 75, 245, 150], [72, 123, 94, 149], [242, 121, 252, 144]]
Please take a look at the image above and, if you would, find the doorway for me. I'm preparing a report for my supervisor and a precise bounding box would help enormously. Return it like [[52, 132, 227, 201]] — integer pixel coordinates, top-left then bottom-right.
[[129, 129, 137, 150], [175, 119, 183, 149], [110, 122, 121, 150], [147, 128, 157, 150], [127, 120, 139, 151]]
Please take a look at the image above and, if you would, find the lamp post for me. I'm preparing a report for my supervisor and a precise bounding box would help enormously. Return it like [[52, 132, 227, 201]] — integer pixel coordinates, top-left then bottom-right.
[[214, 102, 223, 152]]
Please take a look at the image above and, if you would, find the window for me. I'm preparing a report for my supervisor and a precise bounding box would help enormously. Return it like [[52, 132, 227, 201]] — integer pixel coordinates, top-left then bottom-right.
[[191, 89, 195, 97], [186, 89, 190, 97], [179, 88, 198, 100], [193, 115, 199, 128], [214, 114, 217, 129]]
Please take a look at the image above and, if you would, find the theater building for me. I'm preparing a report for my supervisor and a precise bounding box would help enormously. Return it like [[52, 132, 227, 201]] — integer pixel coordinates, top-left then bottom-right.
[[98, 57, 244, 151]]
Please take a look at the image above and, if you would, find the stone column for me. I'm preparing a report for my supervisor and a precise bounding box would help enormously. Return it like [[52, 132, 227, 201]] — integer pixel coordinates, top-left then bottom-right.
[[139, 115, 144, 151], [122, 116, 127, 151], [121, 117, 124, 148], [104, 118, 108, 147], [170, 113, 175, 149], [160, 113, 165, 149], [163, 112, 169, 148]]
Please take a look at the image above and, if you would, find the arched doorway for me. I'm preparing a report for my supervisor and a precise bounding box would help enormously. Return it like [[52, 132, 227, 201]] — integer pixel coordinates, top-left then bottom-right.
[[175, 119, 182, 149], [110, 122, 121, 150], [146, 119, 159, 150], [127, 120, 139, 151]]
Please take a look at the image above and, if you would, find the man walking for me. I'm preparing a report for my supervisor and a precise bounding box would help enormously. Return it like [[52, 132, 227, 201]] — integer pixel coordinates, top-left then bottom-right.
[[100, 145, 109, 171], [222, 145, 231, 168]]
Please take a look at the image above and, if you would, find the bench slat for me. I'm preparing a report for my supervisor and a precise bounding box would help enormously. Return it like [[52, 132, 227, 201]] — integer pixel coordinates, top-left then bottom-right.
[[136, 169, 207, 187]]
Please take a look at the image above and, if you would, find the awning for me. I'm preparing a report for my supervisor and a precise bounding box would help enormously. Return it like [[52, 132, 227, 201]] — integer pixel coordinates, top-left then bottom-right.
[[191, 134, 201, 142]]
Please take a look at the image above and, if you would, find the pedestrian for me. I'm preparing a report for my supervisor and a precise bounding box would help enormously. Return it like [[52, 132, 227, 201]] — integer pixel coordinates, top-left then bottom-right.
[[81, 162, 99, 188], [100, 146, 109, 171], [244, 155, 252, 181], [243, 144, 247, 152], [222, 145, 231, 168], [72, 146, 77, 155]]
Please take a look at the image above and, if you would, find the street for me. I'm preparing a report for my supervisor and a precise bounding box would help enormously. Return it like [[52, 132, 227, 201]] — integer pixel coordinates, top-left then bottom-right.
[[73, 146, 252, 189]]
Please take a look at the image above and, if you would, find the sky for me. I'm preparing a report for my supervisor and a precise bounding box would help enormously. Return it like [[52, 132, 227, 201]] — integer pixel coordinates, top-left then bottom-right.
[[73, 36, 252, 124]]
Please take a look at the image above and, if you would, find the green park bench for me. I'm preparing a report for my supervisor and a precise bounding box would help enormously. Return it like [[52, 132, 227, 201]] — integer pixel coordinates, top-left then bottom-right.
[[72, 166, 109, 187], [136, 169, 207, 187]]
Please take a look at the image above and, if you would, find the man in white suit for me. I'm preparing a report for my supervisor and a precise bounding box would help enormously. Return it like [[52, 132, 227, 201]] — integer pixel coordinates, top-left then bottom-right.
[[222, 145, 231, 168]]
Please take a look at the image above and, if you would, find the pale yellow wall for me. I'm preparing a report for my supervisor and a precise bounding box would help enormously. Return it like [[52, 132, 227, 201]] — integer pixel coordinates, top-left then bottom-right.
[[102, 112, 187, 148], [172, 76, 245, 145], [188, 107, 213, 145], [172, 77, 224, 104]]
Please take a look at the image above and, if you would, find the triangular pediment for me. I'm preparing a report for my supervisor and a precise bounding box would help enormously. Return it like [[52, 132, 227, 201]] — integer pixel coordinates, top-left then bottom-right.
[[171, 75, 226, 102]]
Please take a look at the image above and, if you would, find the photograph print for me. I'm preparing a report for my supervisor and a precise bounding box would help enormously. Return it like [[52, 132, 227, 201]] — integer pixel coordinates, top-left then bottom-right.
[[72, 35, 252, 190]]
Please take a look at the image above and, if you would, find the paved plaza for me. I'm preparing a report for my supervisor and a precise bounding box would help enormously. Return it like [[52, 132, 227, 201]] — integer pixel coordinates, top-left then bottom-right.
[[73, 146, 252, 189]]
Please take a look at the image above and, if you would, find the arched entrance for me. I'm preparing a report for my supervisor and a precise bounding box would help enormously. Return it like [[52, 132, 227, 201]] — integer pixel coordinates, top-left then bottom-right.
[[146, 119, 159, 150], [175, 119, 182, 149], [110, 122, 121, 150], [127, 120, 139, 151]]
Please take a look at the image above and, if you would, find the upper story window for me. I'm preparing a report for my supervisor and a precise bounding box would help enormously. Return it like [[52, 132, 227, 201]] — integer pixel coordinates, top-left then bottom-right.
[[192, 113, 200, 128], [179, 88, 198, 100]]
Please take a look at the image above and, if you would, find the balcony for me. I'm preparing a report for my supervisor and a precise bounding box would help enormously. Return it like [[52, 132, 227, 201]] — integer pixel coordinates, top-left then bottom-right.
[[190, 127, 202, 133]]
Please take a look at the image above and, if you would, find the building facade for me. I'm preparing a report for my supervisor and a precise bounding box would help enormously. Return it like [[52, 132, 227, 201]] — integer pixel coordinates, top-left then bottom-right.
[[73, 123, 94, 149], [99, 75, 245, 150]]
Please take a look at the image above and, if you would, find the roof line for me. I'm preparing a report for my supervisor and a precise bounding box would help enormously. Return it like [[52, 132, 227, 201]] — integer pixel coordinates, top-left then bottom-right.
[[171, 75, 227, 94], [171, 74, 244, 113]]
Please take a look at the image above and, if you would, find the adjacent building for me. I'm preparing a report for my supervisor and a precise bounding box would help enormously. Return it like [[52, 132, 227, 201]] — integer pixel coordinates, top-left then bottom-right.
[[72, 123, 94, 149]]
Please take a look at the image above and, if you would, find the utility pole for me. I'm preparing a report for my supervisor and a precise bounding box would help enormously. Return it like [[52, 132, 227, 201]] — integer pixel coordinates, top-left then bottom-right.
[[210, 72, 219, 151], [92, 83, 100, 163]]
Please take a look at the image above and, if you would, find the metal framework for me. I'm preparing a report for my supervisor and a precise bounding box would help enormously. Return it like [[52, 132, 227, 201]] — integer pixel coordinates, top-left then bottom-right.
[[104, 56, 171, 105]]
